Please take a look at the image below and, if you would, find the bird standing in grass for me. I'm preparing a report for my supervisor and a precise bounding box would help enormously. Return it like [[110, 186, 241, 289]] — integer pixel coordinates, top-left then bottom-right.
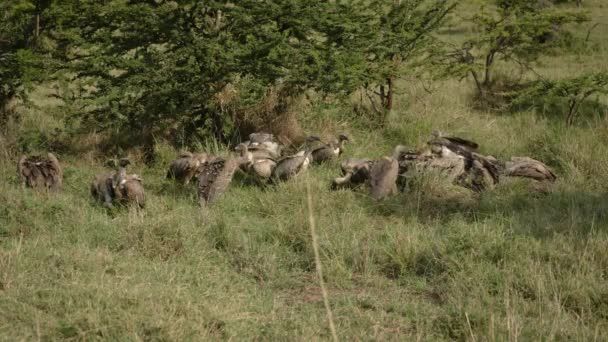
[[272, 136, 321, 181], [243, 132, 282, 159], [91, 158, 145, 208], [197, 143, 252, 208], [311, 134, 349, 164], [167, 152, 209, 185], [113, 158, 145, 208], [239, 132, 282, 181], [332, 146, 408, 199], [17, 153, 63, 191], [366, 146, 411, 200]]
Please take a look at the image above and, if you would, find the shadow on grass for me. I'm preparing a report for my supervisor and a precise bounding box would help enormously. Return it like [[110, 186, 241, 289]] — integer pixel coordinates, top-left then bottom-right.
[[365, 184, 608, 239]]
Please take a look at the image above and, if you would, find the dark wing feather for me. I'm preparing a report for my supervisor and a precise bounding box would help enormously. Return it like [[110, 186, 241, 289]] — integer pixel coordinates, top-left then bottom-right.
[[444, 136, 479, 150], [311, 146, 334, 163]]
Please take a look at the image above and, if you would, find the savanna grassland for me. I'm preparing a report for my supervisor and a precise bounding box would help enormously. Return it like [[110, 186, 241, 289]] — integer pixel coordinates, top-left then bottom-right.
[[1, 1, 608, 341]]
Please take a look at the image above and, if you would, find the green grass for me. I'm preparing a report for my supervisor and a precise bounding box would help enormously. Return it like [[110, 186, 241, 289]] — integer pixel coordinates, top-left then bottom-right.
[[2, 1, 608, 340]]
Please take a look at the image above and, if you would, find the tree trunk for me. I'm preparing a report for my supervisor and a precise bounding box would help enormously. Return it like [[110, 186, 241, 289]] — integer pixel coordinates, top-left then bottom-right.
[[483, 52, 494, 87], [386, 77, 394, 111], [470, 70, 484, 97], [35, 14, 40, 38], [566, 100, 577, 126]]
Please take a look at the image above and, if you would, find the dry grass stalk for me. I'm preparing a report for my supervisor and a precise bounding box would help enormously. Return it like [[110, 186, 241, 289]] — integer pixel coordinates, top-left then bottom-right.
[[306, 180, 339, 342]]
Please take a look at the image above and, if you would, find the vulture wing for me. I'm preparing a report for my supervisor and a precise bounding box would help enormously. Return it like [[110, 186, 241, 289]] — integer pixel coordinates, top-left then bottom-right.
[[311, 146, 334, 163], [444, 136, 479, 150], [505, 157, 556, 182]]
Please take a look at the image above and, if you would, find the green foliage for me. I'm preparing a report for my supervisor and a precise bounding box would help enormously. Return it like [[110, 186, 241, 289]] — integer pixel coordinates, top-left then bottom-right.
[[513, 72, 608, 125], [0, 1, 38, 122], [437, 0, 588, 99], [40, 0, 453, 153]]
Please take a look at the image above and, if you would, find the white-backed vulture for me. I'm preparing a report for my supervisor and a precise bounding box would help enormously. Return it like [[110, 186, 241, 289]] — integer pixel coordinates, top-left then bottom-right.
[[311, 134, 349, 164], [271, 136, 320, 181]]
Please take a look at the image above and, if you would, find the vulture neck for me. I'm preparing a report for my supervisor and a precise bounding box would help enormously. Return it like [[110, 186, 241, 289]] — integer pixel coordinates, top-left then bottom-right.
[[117, 166, 128, 184]]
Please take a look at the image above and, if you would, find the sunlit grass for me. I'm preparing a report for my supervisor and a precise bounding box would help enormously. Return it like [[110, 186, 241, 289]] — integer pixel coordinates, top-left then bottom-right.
[[1, 1, 608, 340]]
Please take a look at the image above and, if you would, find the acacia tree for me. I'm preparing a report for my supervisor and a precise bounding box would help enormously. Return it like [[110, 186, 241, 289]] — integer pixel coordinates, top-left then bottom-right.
[[512, 72, 608, 125], [438, 0, 587, 98], [42, 0, 453, 160], [0, 0, 45, 125], [318, 0, 455, 113]]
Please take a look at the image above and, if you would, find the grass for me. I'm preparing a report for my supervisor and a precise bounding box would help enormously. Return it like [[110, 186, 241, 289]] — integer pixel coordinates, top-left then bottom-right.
[[2, 1, 608, 340]]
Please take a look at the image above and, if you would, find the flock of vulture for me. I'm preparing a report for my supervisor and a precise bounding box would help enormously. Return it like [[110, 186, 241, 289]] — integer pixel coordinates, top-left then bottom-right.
[[16, 130, 557, 211]]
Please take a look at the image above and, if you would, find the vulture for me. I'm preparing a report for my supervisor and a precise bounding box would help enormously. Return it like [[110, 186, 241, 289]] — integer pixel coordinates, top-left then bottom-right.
[[332, 146, 405, 199], [369, 157, 399, 200], [91, 158, 145, 208], [238, 133, 281, 180], [243, 132, 282, 159], [428, 131, 501, 191], [271, 136, 320, 181], [242, 157, 277, 180], [428, 130, 479, 161], [91, 172, 115, 208], [113, 159, 145, 208], [331, 158, 373, 190], [311, 134, 349, 163], [17, 153, 63, 191], [366, 145, 410, 200], [247, 132, 276, 144], [167, 151, 209, 185], [196, 143, 252, 207], [504, 157, 556, 182]]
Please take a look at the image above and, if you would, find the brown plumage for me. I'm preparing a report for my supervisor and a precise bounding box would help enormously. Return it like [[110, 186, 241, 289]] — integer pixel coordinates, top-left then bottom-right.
[[167, 152, 209, 184], [369, 157, 399, 200], [311, 134, 349, 164], [331, 158, 373, 190], [91, 172, 115, 208], [244, 158, 277, 180], [504, 157, 556, 182], [17, 153, 63, 191], [272, 136, 320, 181], [91, 158, 145, 208], [244, 132, 282, 159], [426, 131, 501, 192], [115, 174, 145, 208], [196, 144, 251, 207], [237, 138, 278, 181], [429, 130, 479, 156]]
